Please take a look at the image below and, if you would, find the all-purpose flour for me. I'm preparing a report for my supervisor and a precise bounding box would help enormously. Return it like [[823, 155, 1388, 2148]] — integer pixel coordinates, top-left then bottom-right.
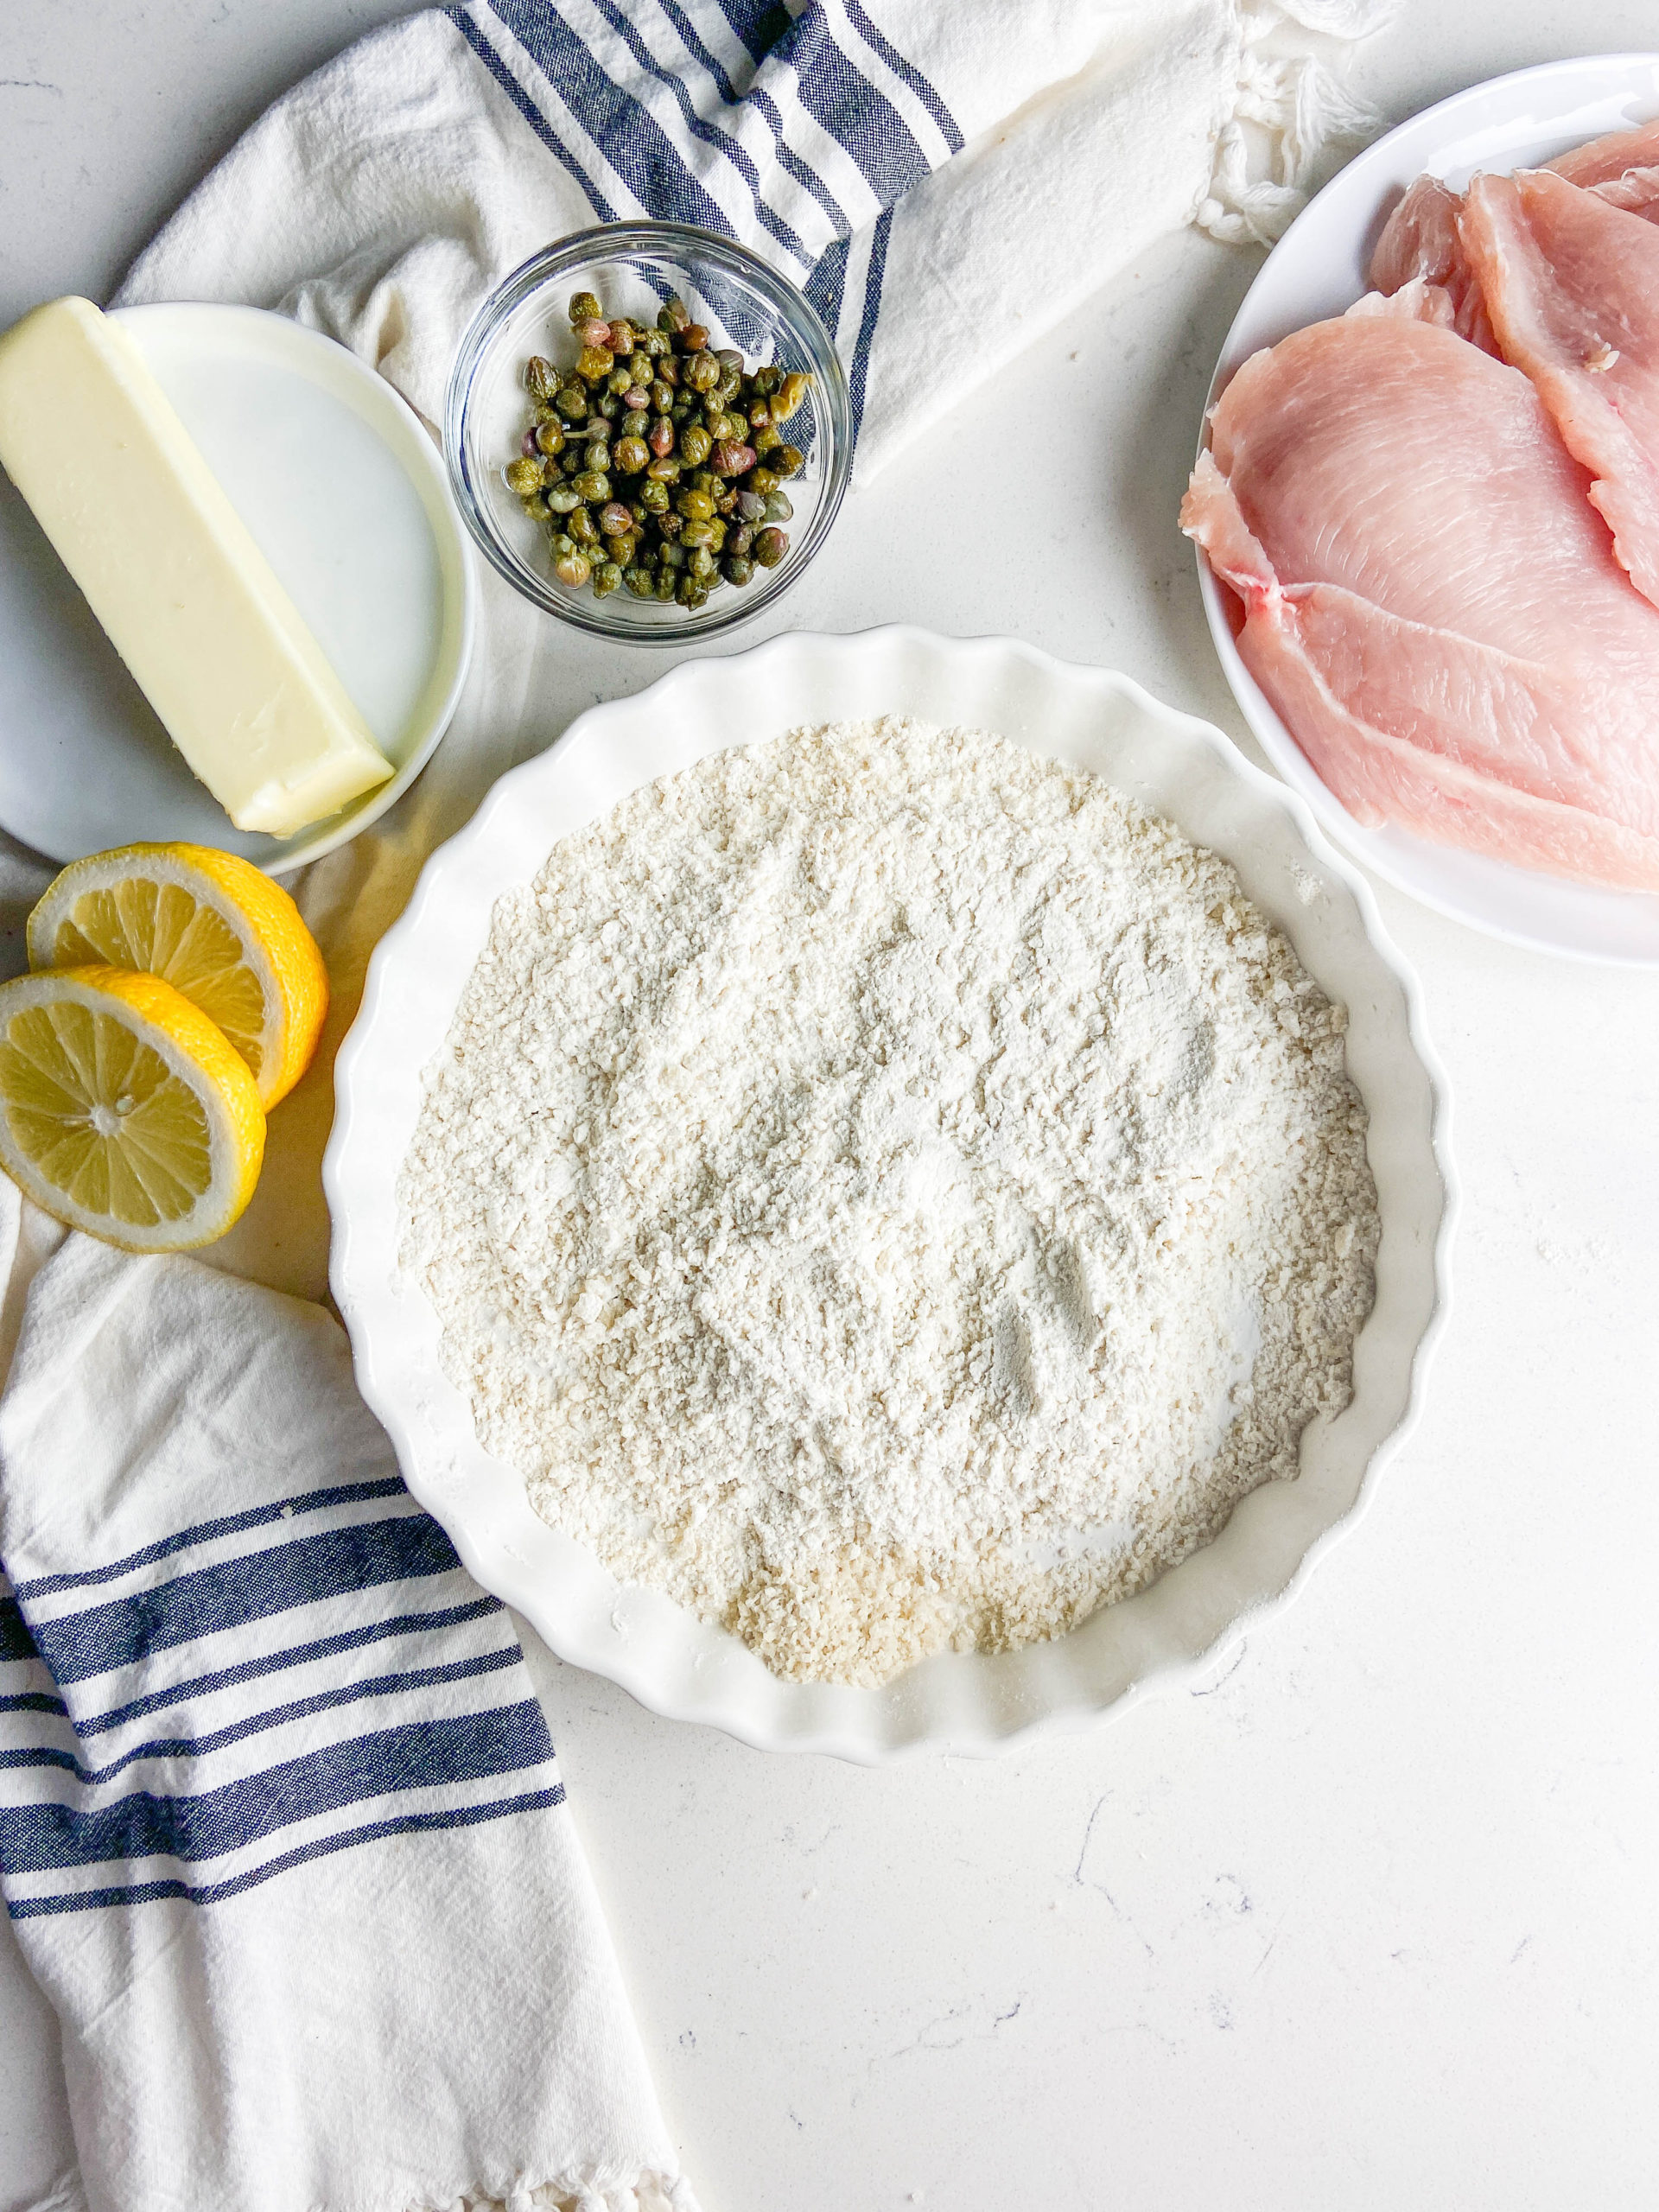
[[399, 719, 1379, 1685]]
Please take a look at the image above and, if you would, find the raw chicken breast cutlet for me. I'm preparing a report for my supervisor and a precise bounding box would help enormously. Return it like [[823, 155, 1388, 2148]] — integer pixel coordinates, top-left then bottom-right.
[[1182, 314, 1659, 889]]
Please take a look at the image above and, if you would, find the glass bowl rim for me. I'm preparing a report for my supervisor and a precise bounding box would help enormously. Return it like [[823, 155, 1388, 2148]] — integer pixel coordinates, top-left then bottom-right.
[[442, 221, 853, 645]]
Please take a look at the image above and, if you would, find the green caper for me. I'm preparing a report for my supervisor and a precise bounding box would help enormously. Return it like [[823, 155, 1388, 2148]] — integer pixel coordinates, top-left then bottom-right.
[[745, 466, 779, 497], [763, 491, 794, 523], [655, 568, 677, 601], [677, 488, 715, 521], [534, 421, 566, 456], [593, 561, 623, 599], [645, 455, 681, 483], [685, 351, 721, 393], [681, 518, 715, 548], [520, 493, 550, 522], [596, 393, 620, 422], [658, 297, 690, 334], [724, 554, 755, 587], [773, 445, 804, 480], [525, 356, 560, 399], [560, 449, 584, 476], [649, 380, 674, 414], [607, 365, 634, 397], [621, 408, 650, 438], [752, 423, 782, 455], [568, 505, 600, 547], [576, 346, 613, 383], [639, 478, 671, 513], [584, 438, 611, 472], [569, 290, 603, 325], [736, 489, 767, 523], [659, 539, 686, 570], [640, 327, 670, 359], [555, 384, 588, 421], [553, 548, 592, 588], [773, 371, 810, 420], [546, 484, 582, 514], [505, 456, 544, 495], [624, 564, 655, 597], [752, 525, 788, 567], [572, 470, 610, 502], [614, 435, 650, 474], [680, 424, 713, 467]]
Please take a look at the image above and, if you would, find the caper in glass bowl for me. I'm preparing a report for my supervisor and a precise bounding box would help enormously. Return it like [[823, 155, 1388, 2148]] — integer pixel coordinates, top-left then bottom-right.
[[444, 225, 851, 642]]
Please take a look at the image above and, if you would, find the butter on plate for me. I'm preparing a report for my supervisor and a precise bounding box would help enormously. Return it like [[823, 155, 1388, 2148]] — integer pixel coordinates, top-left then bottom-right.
[[0, 297, 394, 838]]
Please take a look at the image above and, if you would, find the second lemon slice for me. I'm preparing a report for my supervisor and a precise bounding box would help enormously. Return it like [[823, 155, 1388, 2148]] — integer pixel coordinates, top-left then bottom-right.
[[0, 966, 264, 1251], [27, 842, 328, 1107]]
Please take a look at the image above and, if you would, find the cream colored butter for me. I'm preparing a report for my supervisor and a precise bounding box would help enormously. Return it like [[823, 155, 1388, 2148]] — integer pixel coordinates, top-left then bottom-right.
[[0, 297, 393, 837]]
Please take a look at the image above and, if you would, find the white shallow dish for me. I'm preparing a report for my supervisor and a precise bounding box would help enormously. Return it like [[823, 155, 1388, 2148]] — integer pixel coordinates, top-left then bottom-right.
[[0, 302, 474, 874], [326, 626, 1456, 1762], [1198, 53, 1659, 967]]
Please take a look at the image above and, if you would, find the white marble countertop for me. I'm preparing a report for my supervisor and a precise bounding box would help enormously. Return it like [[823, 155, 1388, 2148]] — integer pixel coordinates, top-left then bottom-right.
[[3, 4, 1658, 2207]]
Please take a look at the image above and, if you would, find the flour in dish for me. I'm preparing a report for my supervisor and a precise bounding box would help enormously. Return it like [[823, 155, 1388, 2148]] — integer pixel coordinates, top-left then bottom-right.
[[398, 717, 1379, 1685]]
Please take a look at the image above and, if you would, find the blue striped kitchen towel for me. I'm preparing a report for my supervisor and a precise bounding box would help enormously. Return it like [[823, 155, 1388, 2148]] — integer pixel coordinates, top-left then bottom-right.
[[117, 0, 1386, 481], [0, 1194, 695, 2212]]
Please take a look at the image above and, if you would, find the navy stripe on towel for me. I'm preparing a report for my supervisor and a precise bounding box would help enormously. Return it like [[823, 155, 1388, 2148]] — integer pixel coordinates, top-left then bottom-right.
[[73, 1597, 505, 1739], [0, 1702, 555, 1875], [842, 0, 962, 153], [588, 0, 812, 264], [0, 1599, 35, 1666], [489, 0, 739, 235], [10, 1789, 566, 1917], [31, 1516, 463, 1688], [450, 5, 620, 220], [1, 1648, 524, 1785], [778, 10, 934, 204], [12, 1478, 410, 1600]]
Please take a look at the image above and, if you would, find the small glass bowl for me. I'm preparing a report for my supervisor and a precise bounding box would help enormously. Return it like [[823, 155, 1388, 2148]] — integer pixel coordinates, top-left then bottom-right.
[[443, 224, 852, 643]]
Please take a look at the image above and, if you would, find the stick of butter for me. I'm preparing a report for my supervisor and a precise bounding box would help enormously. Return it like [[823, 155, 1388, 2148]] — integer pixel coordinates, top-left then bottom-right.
[[0, 297, 394, 837]]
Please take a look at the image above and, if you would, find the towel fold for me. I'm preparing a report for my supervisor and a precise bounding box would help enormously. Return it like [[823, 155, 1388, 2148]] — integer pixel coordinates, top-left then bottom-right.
[[0, 1184, 693, 2212]]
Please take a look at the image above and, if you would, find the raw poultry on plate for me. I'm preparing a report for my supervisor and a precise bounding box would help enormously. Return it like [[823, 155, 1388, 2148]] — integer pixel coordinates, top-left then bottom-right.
[[1184, 118, 1659, 891]]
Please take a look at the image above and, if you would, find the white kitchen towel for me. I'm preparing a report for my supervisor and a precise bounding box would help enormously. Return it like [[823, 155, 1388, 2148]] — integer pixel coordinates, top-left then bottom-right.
[[118, 0, 1388, 483], [0, 1184, 694, 2212]]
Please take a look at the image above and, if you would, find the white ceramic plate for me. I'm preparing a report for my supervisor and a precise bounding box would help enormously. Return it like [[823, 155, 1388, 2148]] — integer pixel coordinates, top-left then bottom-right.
[[326, 626, 1456, 1763], [0, 303, 474, 874], [1197, 53, 1659, 966]]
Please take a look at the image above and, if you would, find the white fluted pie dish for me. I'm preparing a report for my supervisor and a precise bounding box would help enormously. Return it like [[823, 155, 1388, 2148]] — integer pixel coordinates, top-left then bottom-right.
[[325, 626, 1456, 1762]]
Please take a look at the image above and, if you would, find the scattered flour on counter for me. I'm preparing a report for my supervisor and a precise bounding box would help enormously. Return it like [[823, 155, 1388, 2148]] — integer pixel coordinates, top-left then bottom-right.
[[399, 718, 1379, 1686]]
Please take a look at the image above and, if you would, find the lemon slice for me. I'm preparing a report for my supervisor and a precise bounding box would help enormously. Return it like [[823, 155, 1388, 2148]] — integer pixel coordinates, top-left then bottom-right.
[[27, 842, 328, 1107], [0, 966, 264, 1252]]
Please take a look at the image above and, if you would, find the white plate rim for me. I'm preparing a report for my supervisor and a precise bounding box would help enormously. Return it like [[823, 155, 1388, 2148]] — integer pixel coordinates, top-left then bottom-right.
[[7, 302, 477, 877], [1195, 52, 1659, 968], [325, 624, 1459, 1763]]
